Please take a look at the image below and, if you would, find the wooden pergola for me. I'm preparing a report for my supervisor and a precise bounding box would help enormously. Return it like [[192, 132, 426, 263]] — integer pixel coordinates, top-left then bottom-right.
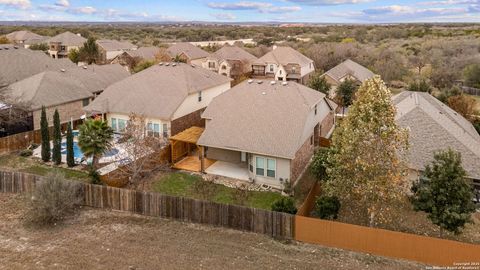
[[169, 126, 213, 172]]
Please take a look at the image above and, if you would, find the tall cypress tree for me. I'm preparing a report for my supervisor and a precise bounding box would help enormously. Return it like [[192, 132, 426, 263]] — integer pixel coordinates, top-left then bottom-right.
[[40, 106, 50, 162], [66, 123, 75, 167], [52, 109, 62, 165]]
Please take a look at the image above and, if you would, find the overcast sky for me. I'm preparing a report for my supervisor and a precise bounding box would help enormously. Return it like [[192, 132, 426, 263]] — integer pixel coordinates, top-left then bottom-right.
[[0, 0, 479, 23]]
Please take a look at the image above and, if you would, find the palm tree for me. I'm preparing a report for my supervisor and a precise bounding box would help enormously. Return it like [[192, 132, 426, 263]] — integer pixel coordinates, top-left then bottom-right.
[[78, 119, 113, 169]]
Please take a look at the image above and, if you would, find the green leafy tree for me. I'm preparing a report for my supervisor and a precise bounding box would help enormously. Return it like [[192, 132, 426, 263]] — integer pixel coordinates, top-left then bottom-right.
[[271, 197, 297, 214], [463, 63, 480, 89], [68, 48, 80, 64], [78, 37, 99, 64], [312, 195, 341, 220], [78, 119, 113, 169], [52, 109, 62, 165], [29, 43, 48, 51], [408, 79, 432, 93], [173, 54, 187, 63], [310, 148, 331, 181], [327, 76, 409, 227], [133, 60, 155, 73], [308, 73, 331, 95], [40, 106, 50, 162], [336, 79, 358, 114], [66, 123, 75, 167], [411, 149, 476, 237]]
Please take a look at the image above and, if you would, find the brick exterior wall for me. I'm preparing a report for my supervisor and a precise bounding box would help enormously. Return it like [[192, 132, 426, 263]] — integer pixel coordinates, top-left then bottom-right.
[[32, 100, 87, 130], [170, 107, 206, 136], [320, 111, 335, 138], [290, 133, 315, 185]]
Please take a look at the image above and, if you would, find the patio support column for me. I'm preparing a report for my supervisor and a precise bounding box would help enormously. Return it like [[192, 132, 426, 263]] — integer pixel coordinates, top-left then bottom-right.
[[199, 146, 205, 173]]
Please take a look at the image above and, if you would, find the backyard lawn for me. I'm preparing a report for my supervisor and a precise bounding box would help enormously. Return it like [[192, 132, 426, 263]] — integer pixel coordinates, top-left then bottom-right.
[[0, 154, 89, 181], [152, 172, 284, 210]]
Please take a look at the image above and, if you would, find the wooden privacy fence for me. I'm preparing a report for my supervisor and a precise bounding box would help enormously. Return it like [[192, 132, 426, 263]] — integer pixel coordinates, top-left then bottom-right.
[[0, 129, 42, 154], [295, 215, 480, 266], [462, 86, 480, 96], [0, 171, 294, 239]]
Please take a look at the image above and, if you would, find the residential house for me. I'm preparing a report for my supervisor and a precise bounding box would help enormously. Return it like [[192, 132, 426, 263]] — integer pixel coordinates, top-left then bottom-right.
[[96, 39, 137, 64], [84, 62, 231, 138], [252, 46, 315, 84], [6, 30, 47, 48], [47, 31, 86, 59], [111, 47, 163, 72], [323, 59, 375, 98], [4, 64, 129, 131], [166, 43, 210, 65], [393, 91, 480, 190], [202, 45, 258, 79], [0, 44, 75, 88], [197, 80, 336, 189]]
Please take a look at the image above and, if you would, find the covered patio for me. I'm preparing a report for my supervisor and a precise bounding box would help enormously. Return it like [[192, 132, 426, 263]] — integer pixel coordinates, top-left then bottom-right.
[[170, 126, 215, 172]]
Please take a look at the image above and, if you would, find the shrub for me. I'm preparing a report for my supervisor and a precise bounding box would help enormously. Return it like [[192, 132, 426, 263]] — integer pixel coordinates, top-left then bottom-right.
[[232, 184, 250, 206], [192, 179, 217, 200], [310, 148, 331, 181], [312, 195, 341, 220], [271, 197, 297, 214], [24, 173, 82, 226], [19, 149, 33, 157], [88, 166, 102, 185]]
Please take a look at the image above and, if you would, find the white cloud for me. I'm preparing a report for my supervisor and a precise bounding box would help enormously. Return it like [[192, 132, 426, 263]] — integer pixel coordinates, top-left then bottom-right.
[[286, 0, 373, 5], [55, 0, 70, 7], [0, 0, 31, 9], [208, 1, 301, 13], [68, 6, 97, 15]]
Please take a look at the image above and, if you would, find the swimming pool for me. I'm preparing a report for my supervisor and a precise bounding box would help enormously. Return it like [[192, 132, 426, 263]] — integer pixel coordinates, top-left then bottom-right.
[[61, 142, 84, 159]]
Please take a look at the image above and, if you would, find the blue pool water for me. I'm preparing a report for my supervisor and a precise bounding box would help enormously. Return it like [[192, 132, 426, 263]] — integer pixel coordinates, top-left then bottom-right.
[[61, 142, 84, 159]]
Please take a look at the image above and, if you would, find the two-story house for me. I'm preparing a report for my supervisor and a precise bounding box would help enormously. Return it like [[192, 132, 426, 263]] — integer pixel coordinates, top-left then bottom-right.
[[166, 43, 210, 66], [202, 45, 258, 79], [5, 30, 46, 48], [96, 39, 137, 64], [252, 46, 315, 84], [84, 62, 231, 138], [47, 31, 86, 59], [323, 59, 375, 98]]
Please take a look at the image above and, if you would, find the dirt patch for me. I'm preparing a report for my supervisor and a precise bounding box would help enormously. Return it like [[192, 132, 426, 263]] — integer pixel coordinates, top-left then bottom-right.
[[0, 193, 423, 270]]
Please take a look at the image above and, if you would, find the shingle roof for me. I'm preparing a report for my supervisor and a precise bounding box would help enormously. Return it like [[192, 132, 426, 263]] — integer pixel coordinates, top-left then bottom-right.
[[84, 63, 231, 120], [47, 31, 86, 46], [167, 43, 209, 60], [0, 45, 75, 87], [97, 39, 136, 51], [324, 59, 375, 83], [393, 91, 480, 179], [254, 46, 313, 67], [125, 47, 162, 60], [5, 64, 129, 110], [6, 30, 45, 43], [198, 80, 326, 159], [210, 45, 257, 63]]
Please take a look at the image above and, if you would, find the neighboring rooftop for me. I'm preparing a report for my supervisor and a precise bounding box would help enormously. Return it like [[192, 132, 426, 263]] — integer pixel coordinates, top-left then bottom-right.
[[6, 30, 45, 44], [324, 59, 375, 83], [254, 46, 313, 67], [210, 45, 257, 63], [96, 39, 136, 51], [5, 64, 129, 110], [0, 45, 75, 87], [198, 80, 325, 159], [393, 91, 480, 179], [47, 31, 86, 46], [167, 42, 209, 60], [125, 47, 162, 60], [85, 63, 231, 120]]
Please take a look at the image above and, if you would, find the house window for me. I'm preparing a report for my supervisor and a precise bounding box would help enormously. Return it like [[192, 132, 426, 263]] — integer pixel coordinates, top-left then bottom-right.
[[314, 105, 317, 115], [147, 123, 161, 137], [256, 157, 265, 176], [310, 136, 314, 145], [111, 118, 117, 131], [269, 65, 274, 72], [279, 70, 282, 75], [118, 119, 127, 132], [267, 159, 276, 178], [163, 123, 168, 138], [198, 91, 202, 102], [209, 62, 215, 69], [82, 98, 90, 107]]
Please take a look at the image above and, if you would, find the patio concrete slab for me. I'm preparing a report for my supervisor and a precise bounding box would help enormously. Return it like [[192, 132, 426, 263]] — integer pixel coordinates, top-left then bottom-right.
[[205, 161, 250, 181]]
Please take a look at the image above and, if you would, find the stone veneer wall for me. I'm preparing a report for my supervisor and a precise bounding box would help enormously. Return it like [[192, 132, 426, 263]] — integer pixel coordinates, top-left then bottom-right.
[[170, 108, 206, 136], [290, 133, 315, 185]]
